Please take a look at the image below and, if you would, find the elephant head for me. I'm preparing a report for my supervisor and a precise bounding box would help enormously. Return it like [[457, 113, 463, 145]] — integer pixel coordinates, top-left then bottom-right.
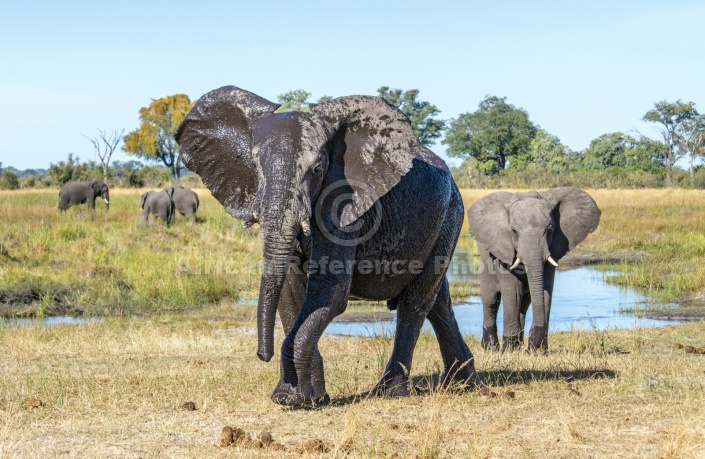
[[468, 187, 601, 350], [91, 180, 110, 210], [175, 86, 444, 362]]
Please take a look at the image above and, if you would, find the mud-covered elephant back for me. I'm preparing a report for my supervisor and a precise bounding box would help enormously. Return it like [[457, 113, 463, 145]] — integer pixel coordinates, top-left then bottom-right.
[[310, 96, 448, 226], [175, 86, 280, 222]]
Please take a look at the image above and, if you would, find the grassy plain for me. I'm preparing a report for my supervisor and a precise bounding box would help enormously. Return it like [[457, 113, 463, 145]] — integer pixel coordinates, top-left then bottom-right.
[[0, 304, 703, 457], [1, 188, 705, 457]]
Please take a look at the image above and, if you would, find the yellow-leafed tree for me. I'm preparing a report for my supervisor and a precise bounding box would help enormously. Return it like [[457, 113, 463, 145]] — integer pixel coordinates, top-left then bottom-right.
[[123, 94, 194, 179]]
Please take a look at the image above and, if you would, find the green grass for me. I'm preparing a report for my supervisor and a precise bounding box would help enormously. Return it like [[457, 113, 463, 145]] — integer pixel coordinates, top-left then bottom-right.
[[3, 188, 704, 319], [0, 189, 261, 317]]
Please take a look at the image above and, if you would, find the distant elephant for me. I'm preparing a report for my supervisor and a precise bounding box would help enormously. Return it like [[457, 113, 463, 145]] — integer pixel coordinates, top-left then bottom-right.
[[165, 186, 199, 219], [175, 85, 479, 406], [141, 189, 174, 224], [468, 187, 601, 353], [58, 180, 110, 211]]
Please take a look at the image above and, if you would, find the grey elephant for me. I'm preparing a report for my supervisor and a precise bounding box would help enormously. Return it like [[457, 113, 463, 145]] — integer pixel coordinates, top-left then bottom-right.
[[141, 189, 174, 224], [175, 85, 479, 406], [164, 186, 199, 219], [468, 187, 601, 353], [58, 180, 110, 211]]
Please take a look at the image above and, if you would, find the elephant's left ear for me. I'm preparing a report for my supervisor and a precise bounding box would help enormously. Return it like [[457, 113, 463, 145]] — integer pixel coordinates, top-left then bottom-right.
[[310, 96, 447, 226], [540, 187, 601, 260]]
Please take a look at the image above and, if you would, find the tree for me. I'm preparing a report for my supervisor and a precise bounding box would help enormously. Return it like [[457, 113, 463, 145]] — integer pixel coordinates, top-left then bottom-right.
[[48, 154, 97, 185], [83, 128, 124, 184], [123, 94, 193, 179], [276, 90, 312, 113], [523, 129, 575, 174], [642, 100, 698, 186], [0, 169, 20, 190], [583, 132, 665, 172], [443, 95, 536, 174], [676, 114, 705, 185], [377, 87, 446, 147]]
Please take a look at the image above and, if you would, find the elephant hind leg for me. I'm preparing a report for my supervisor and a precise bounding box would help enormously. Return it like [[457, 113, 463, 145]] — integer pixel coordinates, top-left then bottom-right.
[[426, 277, 480, 390]]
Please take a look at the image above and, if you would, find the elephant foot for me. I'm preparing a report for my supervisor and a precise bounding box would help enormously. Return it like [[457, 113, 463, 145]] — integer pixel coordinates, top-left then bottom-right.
[[501, 335, 523, 352], [271, 381, 306, 407], [481, 326, 500, 351], [271, 379, 329, 407], [372, 373, 410, 398], [527, 326, 548, 354]]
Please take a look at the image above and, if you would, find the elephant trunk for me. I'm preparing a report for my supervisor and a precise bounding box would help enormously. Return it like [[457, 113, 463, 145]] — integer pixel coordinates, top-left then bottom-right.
[[518, 234, 549, 351], [256, 209, 298, 362]]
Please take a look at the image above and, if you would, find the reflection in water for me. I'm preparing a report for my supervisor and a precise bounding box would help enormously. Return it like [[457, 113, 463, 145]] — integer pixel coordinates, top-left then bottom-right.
[[326, 266, 675, 339], [1, 316, 103, 327]]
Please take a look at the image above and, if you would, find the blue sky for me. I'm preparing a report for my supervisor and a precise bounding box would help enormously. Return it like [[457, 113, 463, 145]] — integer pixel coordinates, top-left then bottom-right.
[[1, 0, 703, 170]]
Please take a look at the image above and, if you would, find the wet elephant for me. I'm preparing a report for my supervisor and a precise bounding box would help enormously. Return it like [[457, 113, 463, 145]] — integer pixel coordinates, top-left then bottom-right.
[[175, 85, 480, 406]]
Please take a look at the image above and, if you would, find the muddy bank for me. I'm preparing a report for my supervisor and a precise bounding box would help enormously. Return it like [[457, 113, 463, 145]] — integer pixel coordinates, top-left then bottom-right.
[[642, 307, 705, 321], [559, 249, 643, 269]]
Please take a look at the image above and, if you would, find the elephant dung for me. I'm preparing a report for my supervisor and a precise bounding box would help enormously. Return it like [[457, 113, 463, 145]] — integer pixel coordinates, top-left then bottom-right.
[[684, 346, 696, 354], [181, 401, 197, 411], [26, 398, 43, 409], [673, 343, 684, 349], [221, 426, 247, 447], [697, 347, 705, 354], [479, 387, 497, 398], [295, 438, 330, 454]]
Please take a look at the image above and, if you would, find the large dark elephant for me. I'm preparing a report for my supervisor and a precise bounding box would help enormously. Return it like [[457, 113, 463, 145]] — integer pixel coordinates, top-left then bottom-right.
[[58, 180, 110, 211], [175, 86, 479, 406], [141, 189, 174, 224], [468, 187, 601, 353], [165, 186, 199, 219]]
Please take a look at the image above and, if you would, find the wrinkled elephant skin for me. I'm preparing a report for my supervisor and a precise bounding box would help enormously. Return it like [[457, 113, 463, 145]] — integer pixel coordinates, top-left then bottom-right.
[[175, 86, 480, 406]]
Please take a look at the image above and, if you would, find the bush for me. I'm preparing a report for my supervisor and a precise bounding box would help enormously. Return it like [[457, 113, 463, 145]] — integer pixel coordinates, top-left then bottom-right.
[[0, 170, 20, 190]]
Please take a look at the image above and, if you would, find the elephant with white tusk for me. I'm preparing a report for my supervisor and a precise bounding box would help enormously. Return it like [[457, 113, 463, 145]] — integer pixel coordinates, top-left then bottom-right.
[[468, 187, 601, 353], [58, 180, 110, 212]]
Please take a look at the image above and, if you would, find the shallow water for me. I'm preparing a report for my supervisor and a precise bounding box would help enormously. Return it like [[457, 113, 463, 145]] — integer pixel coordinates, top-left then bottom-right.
[[326, 264, 675, 338], [0, 316, 103, 327]]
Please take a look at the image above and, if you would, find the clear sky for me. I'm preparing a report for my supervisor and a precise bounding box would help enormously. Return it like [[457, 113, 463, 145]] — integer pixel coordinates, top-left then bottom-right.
[[1, 0, 703, 170]]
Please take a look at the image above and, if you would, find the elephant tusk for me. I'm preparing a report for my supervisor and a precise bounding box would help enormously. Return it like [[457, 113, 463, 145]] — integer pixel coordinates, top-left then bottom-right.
[[301, 220, 311, 237], [547, 256, 559, 267], [104, 198, 110, 204], [509, 257, 521, 270]]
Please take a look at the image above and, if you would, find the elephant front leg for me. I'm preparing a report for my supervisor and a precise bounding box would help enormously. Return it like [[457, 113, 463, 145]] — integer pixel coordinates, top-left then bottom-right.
[[271, 257, 330, 406], [272, 264, 352, 407], [479, 256, 501, 351]]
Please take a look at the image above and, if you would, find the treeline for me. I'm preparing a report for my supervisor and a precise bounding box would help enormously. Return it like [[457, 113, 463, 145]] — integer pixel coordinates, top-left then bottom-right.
[[2, 87, 702, 190], [0, 156, 201, 190]]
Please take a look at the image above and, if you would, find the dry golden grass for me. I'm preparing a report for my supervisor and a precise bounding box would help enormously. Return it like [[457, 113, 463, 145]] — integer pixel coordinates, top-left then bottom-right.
[[0, 302, 704, 458]]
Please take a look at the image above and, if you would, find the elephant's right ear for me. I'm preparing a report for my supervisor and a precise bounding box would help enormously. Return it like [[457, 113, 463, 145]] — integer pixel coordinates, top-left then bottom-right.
[[141, 192, 148, 209], [175, 86, 280, 222], [467, 192, 516, 264]]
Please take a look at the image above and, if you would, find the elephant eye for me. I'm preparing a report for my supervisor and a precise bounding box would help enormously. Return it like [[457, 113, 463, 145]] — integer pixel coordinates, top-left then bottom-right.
[[312, 164, 324, 176], [511, 227, 517, 235]]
